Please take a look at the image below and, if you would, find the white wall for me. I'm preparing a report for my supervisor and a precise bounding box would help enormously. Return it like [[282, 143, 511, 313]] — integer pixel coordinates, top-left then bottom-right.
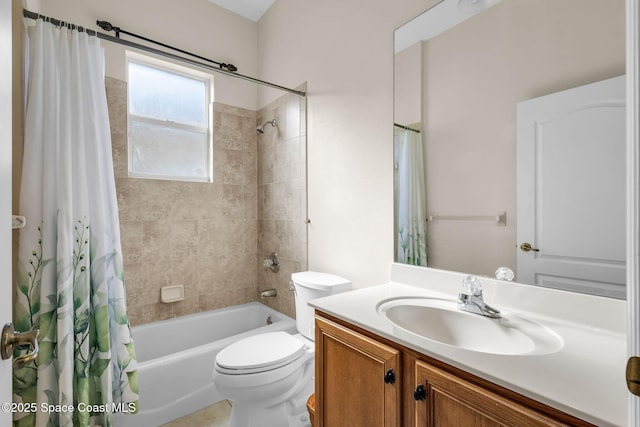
[[257, 0, 431, 288], [25, 0, 259, 110], [394, 42, 422, 126]]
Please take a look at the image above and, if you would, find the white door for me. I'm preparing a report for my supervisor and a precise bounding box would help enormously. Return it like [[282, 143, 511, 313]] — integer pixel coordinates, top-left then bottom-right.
[[516, 76, 626, 298], [0, 0, 13, 423], [627, 2, 640, 424]]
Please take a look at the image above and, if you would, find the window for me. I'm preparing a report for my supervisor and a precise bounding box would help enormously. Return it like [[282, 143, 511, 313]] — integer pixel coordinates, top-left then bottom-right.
[[127, 53, 213, 182]]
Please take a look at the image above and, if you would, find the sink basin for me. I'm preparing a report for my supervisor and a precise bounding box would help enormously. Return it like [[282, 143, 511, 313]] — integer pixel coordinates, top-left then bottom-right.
[[377, 297, 563, 356]]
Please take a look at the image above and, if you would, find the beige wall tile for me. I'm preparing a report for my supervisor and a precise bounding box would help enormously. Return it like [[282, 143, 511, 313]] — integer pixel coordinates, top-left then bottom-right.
[[107, 77, 306, 325], [119, 221, 143, 265], [257, 90, 307, 319], [216, 148, 245, 185], [141, 302, 173, 324], [170, 220, 198, 260], [142, 220, 172, 263], [115, 178, 143, 222]]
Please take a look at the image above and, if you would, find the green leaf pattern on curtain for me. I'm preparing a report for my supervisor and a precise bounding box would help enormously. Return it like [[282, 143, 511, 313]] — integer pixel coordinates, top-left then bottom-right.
[[14, 220, 139, 426], [398, 222, 427, 266], [14, 18, 139, 427]]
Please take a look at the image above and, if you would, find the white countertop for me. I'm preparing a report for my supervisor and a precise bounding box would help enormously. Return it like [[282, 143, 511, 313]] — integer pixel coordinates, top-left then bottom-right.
[[309, 263, 627, 427]]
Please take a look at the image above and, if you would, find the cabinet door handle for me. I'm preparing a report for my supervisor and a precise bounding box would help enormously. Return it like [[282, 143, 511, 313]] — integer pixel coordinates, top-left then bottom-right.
[[383, 368, 396, 384], [414, 384, 427, 401]]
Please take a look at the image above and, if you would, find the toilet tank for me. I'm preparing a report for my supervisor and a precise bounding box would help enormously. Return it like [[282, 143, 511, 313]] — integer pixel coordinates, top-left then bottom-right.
[[291, 271, 351, 341]]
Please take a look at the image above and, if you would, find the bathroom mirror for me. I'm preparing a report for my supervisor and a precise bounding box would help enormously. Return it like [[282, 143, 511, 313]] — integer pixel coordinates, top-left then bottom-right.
[[393, 0, 626, 298]]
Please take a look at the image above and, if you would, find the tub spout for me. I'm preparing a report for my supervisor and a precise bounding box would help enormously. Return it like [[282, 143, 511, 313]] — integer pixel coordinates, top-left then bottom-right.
[[260, 289, 277, 299]]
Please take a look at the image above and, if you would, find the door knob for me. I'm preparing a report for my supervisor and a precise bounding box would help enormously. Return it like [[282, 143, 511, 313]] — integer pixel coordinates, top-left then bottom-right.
[[520, 242, 540, 252], [1, 323, 39, 368], [627, 357, 640, 396]]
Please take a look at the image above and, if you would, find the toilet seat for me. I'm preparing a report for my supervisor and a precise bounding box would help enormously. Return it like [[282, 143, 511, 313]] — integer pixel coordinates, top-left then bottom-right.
[[215, 331, 306, 375]]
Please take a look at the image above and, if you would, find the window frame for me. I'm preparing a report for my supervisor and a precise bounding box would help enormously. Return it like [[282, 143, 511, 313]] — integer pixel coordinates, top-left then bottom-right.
[[126, 51, 214, 183]]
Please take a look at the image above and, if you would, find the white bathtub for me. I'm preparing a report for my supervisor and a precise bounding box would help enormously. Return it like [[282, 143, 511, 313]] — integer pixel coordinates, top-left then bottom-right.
[[113, 302, 297, 427]]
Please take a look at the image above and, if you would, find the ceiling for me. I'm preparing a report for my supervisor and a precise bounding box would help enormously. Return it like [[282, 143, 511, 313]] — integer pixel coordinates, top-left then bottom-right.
[[208, 0, 276, 22]]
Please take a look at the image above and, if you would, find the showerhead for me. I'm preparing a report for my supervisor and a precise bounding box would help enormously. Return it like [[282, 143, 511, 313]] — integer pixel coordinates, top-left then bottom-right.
[[256, 119, 277, 134]]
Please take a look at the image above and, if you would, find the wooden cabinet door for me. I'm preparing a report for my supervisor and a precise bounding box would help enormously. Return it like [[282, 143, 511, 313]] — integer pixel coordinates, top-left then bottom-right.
[[414, 360, 567, 427], [315, 315, 401, 427]]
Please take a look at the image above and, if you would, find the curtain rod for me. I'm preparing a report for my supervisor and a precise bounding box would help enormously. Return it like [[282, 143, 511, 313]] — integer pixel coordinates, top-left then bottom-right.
[[394, 123, 420, 133], [95, 19, 238, 73], [23, 9, 306, 97]]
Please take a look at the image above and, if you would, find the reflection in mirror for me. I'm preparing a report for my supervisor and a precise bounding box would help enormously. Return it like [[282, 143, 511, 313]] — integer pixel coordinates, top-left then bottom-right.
[[393, 0, 626, 298]]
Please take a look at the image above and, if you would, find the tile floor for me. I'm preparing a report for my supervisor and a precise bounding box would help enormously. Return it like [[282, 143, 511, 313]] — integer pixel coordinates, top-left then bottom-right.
[[161, 400, 231, 427]]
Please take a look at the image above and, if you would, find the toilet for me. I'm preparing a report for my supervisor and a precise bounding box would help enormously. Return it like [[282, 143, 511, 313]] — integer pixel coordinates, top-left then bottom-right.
[[213, 271, 351, 427]]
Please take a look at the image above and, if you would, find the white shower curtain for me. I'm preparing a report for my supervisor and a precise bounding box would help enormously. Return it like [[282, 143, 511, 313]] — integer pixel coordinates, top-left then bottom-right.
[[395, 128, 427, 266], [14, 19, 138, 427]]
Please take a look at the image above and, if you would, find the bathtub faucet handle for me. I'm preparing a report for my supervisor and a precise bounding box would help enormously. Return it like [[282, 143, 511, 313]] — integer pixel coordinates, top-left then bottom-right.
[[263, 252, 280, 273]]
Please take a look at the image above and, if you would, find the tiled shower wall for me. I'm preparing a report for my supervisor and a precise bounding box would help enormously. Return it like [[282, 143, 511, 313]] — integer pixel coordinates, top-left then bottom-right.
[[105, 77, 259, 326], [257, 87, 308, 318], [105, 77, 307, 325]]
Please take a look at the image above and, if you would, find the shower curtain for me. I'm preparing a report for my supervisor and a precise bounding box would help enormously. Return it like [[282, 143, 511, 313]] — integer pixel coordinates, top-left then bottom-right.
[[395, 128, 427, 266], [14, 19, 138, 427]]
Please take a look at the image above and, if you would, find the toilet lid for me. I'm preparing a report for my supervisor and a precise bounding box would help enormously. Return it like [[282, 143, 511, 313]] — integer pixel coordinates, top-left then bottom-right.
[[216, 331, 306, 373]]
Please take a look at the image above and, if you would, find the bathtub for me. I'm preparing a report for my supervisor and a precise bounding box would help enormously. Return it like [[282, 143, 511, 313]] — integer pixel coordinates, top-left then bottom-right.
[[112, 302, 297, 427]]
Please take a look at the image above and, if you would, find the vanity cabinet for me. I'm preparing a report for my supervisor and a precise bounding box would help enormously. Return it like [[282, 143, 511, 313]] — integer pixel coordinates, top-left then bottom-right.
[[314, 315, 401, 427], [315, 312, 595, 427], [414, 360, 567, 426]]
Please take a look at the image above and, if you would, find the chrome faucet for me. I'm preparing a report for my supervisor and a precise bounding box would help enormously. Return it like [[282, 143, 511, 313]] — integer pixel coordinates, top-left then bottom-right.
[[263, 251, 280, 273], [457, 275, 501, 319]]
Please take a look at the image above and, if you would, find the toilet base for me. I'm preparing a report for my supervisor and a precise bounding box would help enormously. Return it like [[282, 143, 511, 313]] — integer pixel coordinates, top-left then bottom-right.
[[228, 380, 313, 427]]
